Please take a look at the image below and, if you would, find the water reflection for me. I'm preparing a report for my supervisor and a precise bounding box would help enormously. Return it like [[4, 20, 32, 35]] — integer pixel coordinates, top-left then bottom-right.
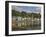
[[12, 16, 41, 31]]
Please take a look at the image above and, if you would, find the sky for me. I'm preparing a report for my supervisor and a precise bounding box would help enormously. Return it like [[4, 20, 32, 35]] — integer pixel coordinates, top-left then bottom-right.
[[12, 6, 41, 13]]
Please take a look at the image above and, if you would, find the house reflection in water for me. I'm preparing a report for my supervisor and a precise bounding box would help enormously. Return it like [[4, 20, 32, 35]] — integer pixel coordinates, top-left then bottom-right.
[[12, 16, 41, 30]]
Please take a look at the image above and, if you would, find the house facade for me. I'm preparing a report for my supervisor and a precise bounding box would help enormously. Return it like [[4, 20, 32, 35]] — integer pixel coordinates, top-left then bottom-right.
[[12, 16, 41, 28]]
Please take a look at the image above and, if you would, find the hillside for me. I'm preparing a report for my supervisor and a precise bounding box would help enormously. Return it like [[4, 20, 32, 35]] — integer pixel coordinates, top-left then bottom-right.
[[12, 10, 41, 18]]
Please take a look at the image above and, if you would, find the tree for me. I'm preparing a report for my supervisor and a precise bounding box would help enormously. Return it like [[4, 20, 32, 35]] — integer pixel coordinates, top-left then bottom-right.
[[21, 11, 26, 17], [12, 10, 16, 16]]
